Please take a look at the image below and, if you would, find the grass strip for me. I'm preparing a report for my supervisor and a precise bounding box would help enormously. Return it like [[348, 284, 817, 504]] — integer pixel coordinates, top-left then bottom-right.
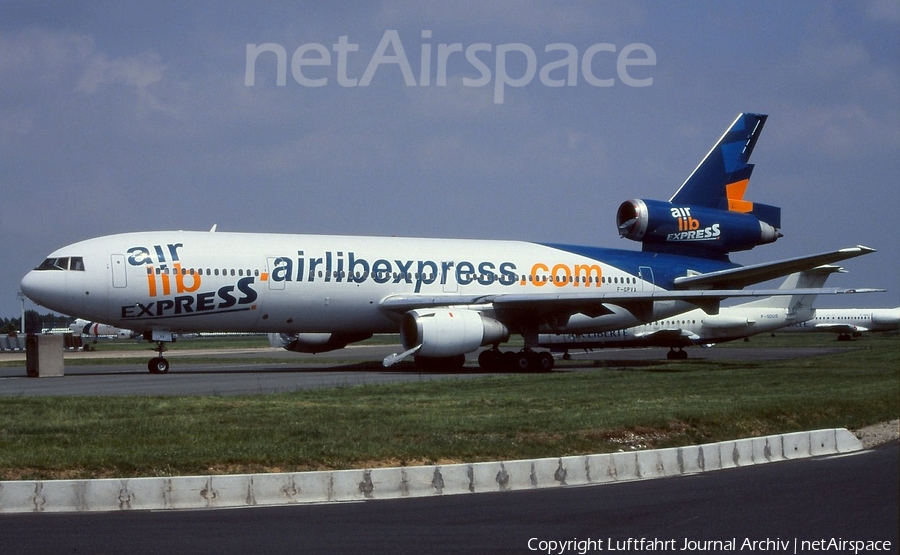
[[0, 335, 896, 480]]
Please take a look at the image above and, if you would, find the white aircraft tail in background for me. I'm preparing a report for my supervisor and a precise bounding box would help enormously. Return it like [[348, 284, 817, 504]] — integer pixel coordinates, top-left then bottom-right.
[[538, 265, 881, 359]]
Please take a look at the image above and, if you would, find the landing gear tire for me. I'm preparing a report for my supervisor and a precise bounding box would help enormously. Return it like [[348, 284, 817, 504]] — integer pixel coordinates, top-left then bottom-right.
[[666, 348, 688, 360], [148, 357, 169, 374], [478, 349, 503, 371], [501, 351, 518, 370], [513, 352, 532, 372], [536, 352, 554, 372], [147, 339, 170, 374]]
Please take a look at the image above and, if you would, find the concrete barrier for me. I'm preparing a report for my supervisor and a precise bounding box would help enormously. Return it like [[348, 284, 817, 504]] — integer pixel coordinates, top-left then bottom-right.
[[25, 334, 64, 377], [0, 428, 863, 513], [0, 336, 26, 351]]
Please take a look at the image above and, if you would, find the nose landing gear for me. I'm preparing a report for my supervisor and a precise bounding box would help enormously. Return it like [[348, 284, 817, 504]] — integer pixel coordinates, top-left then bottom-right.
[[142, 332, 174, 374]]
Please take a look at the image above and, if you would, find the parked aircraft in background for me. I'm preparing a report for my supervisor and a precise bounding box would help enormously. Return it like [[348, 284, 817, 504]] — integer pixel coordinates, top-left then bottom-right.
[[21, 113, 877, 373], [778, 307, 899, 340], [69, 318, 137, 339], [539, 266, 880, 359]]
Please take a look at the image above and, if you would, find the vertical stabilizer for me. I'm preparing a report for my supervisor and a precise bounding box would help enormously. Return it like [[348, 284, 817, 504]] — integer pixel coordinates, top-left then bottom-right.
[[741, 265, 844, 311], [670, 113, 780, 228]]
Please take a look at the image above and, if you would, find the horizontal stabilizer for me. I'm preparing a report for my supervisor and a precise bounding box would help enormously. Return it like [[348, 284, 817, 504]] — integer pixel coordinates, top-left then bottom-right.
[[673, 246, 875, 290]]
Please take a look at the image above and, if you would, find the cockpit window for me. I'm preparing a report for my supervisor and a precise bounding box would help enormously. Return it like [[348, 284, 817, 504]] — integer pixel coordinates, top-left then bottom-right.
[[36, 258, 65, 271], [35, 256, 85, 271]]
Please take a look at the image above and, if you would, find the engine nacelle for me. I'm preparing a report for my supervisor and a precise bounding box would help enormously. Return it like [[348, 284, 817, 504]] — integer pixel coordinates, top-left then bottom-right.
[[616, 199, 780, 257], [701, 315, 757, 329], [269, 332, 372, 353], [400, 309, 509, 358]]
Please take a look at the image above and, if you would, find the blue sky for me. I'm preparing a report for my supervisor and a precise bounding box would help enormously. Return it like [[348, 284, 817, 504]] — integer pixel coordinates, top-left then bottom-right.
[[2, 1, 898, 318]]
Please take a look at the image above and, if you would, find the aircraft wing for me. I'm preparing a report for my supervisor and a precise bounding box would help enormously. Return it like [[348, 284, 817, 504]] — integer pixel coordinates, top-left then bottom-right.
[[673, 246, 875, 290], [380, 287, 882, 327], [814, 323, 867, 334], [382, 245, 879, 320], [632, 328, 701, 343]]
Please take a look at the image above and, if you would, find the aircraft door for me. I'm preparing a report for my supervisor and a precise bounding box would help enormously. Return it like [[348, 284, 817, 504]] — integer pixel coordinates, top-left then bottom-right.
[[111, 254, 127, 288], [442, 262, 458, 293], [267, 257, 286, 290], [638, 266, 655, 291]]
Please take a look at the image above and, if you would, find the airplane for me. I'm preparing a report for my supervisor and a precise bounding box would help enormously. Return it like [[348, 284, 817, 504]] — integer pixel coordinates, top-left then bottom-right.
[[20, 113, 878, 374], [776, 307, 899, 340], [69, 318, 137, 339], [538, 265, 877, 359]]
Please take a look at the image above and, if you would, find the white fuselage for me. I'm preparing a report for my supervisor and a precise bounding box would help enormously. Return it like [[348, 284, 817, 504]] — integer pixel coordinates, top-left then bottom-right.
[[539, 303, 815, 350], [779, 308, 900, 334], [20, 231, 699, 337]]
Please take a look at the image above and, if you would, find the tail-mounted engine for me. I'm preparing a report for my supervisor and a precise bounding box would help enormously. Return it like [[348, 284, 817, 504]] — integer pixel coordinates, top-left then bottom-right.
[[616, 198, 781, 259]]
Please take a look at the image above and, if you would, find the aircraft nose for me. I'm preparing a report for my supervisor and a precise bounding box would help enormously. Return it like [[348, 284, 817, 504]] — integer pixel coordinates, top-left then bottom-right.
[[20, 266, 98, 320], [19, 270, 42, 304]]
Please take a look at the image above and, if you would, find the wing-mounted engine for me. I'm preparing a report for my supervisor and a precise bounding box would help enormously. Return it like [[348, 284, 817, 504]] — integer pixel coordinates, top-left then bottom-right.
[[400, 308, 509, 358], [616, 198, 780, 259], [269, 332, 372, 353]]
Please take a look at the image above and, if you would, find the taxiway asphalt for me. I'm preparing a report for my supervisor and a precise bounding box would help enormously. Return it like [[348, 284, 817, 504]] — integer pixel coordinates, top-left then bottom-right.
[[0, 344, 850, 397]]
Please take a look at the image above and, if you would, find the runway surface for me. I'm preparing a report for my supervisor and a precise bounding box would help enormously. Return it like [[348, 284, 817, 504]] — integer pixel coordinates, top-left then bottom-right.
[[0, 343, 850, 397]]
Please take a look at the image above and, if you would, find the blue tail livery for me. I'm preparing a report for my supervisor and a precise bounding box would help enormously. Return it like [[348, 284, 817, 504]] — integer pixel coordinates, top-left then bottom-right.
[[617, 113, 782, 260]]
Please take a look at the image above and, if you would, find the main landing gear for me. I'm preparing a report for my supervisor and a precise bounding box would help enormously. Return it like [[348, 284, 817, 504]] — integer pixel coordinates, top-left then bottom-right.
[[666, 347, 689, 360]]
